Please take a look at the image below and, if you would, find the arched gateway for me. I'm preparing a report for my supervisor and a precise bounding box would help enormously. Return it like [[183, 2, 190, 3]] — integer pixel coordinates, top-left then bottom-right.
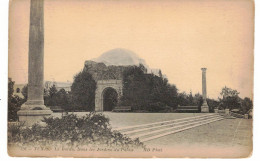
[[95, 80, 123, 111]]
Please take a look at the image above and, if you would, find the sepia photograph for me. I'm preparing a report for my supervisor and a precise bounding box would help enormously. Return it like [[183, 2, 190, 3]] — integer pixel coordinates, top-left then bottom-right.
[[7, 0, 254, 158]]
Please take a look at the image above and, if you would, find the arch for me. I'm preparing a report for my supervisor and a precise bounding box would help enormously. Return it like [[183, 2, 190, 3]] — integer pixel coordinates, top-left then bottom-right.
[[102, 87, 118, 111], [95, 80, 123, 111]]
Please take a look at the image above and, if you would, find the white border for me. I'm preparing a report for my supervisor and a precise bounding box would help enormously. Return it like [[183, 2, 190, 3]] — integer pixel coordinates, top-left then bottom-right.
[[0, 0, 259, 160]]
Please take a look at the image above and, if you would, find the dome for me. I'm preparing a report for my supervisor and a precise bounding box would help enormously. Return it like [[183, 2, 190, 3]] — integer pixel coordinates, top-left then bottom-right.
[[92, 48, 147, 67]]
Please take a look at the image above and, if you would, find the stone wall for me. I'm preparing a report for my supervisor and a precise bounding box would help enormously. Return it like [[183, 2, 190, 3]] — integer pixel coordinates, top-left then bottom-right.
[[84, 60, 128, 81]]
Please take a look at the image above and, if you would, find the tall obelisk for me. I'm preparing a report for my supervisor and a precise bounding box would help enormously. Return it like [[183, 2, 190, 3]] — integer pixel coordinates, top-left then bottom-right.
[[201, 68, 209, 113], [17, 0, 52, 126]]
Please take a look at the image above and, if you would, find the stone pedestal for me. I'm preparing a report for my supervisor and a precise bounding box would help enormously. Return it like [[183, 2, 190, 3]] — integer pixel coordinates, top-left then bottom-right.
[[225, 109, 230, 115], [201, 101, 209, 113], [17, 0, 52, 126], [17, 110, 52, 126]]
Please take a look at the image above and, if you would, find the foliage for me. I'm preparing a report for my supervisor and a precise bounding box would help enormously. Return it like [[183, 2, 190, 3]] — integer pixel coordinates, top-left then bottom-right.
[[8, 78, 14, 98], [45, 84, 58, 106], [44, 85, 72, 110], [220, 86, 240, 98], [241, 97, 253, 114], [120, 64, 178, 112], [218, 86, 241, 110], [177, 92, 203, 107], [207, 98, 219, 112], [8, 78, 25, 121], [8, 113, 144, 149], [21, 84, 28, 100], [147, 102, 166, 112], [71, 70, 97, 111], [218, 86, 253, 115], [22, 83, 73, 111]]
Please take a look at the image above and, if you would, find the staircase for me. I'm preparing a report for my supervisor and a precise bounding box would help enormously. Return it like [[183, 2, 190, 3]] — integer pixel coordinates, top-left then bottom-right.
[[113, 113, 225, 142]]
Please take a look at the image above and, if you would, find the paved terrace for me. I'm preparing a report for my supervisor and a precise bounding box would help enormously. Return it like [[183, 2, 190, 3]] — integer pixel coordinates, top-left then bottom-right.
[[52, 112, 252, 158]]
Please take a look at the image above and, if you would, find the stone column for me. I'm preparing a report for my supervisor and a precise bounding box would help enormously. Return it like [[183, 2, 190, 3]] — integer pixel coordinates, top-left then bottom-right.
[[17, 0, 52, 126], [201, 68, 209, 113]]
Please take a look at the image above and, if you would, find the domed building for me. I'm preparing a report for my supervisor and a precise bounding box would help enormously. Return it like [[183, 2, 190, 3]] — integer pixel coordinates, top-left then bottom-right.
[[84, 48, 151, 81], [83, 48, 149, 112], [83, 48, 163, 112], [92, 48, 148, 67]]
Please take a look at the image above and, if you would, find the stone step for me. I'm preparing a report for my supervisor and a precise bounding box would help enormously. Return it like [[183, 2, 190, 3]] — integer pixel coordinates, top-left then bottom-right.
[[124, 114, 221, 136], [129, 115, 224, 139], [140, 117, 224, 142], [113, 114, 224, 142], [114, 113, 217, 132]]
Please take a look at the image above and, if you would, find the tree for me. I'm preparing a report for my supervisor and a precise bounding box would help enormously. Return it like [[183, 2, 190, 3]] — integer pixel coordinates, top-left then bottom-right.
[[158, 70, 163, 78], [56, 88, 70, 109], [207, 98, 219, 112], [44, 84, 58, 106], [8, 78, 24, 121], [8, 78, 14, 98], [193, 93, 203, 107], [21, 84, 28, 100], [177, 92, 189, 106], [71, 70, 97, 111], [220, 86, 240, 98], [22, 83, 72, 110], [219, 86, 241, 110], [241, 97, 253, 114], [121, 65, 178, 112]]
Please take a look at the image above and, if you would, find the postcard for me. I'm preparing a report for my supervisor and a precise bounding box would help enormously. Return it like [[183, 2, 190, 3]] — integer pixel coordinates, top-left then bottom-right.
[[8, 0, 254, 158]]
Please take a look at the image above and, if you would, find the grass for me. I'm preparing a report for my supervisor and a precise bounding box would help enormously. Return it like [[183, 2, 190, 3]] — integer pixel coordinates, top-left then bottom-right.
[[145, 118, 252, 158]]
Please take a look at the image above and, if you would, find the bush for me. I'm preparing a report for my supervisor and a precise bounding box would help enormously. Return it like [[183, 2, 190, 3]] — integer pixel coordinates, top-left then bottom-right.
[[8, 113, 144, 149], [8, 78, 25, 121]]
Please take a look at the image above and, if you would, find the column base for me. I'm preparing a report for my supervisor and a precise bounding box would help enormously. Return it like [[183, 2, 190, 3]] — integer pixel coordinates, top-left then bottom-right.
[[95, 108, 103, 112], [17, 109, 53, 126], [225, 108, 230, 115], [201, 105, 209, 113], [21, 100, 47, 110], [201, 100, 209, 113]]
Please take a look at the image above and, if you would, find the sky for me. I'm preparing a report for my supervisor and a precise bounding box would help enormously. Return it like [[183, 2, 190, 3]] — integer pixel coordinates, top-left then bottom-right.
[[8, 0, 254, 99]]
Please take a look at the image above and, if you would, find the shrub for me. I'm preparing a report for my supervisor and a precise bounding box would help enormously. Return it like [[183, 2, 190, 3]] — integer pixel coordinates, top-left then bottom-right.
[[8, 113, 144, 149], [8, 78, 25, 121]]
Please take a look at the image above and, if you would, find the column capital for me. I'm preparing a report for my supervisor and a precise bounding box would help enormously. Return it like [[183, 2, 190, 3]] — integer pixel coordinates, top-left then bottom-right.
[[201, 67, 207, 72]]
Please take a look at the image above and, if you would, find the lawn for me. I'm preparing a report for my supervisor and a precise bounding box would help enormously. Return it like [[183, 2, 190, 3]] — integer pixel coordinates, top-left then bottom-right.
[[145, 118, 252, 158]]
